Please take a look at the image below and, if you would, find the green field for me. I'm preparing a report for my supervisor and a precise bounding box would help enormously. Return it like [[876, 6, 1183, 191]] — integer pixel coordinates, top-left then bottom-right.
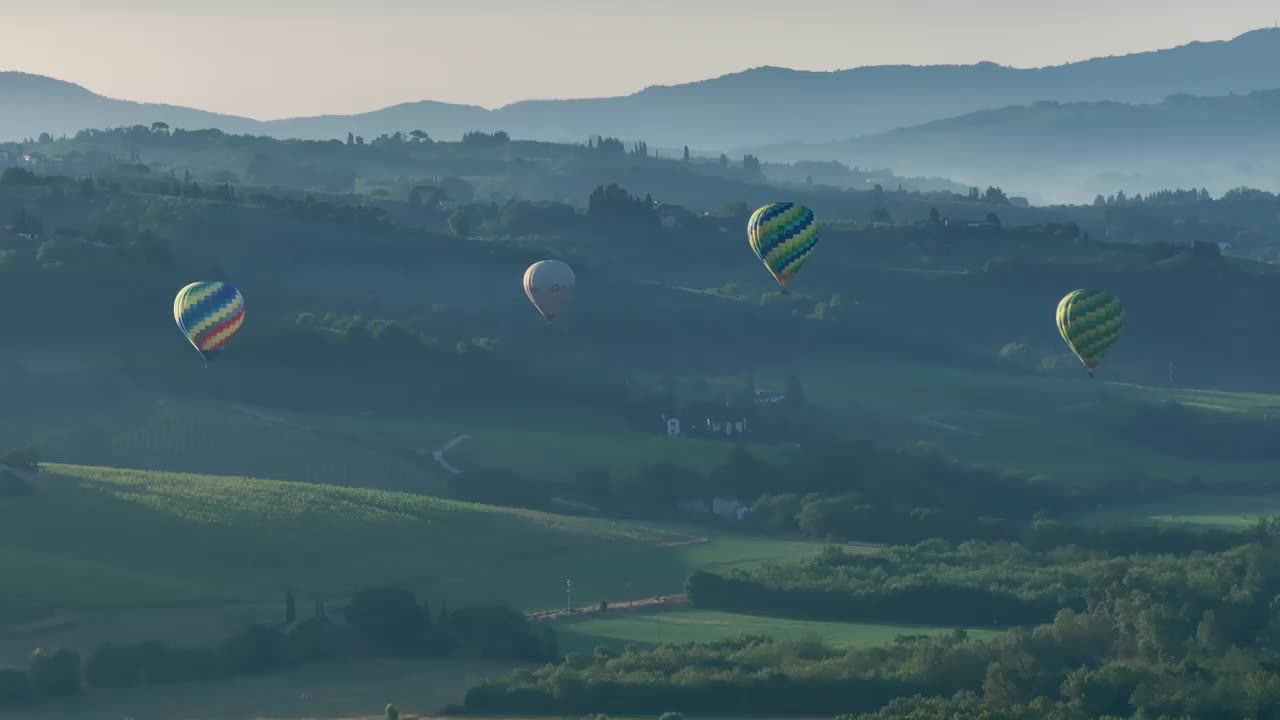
[[550, 608, 1002, 654], [20, 357, 1280, 499], [3, 400, 448, 494], [6, 396, 750, 495], [0, 463, 830, 658], [305, 408, 755, 482], [696, 353, 1280, 487], [1077, 493, 1280, 529], [14, 655, 511, 720], [0, 463, 693, 622]]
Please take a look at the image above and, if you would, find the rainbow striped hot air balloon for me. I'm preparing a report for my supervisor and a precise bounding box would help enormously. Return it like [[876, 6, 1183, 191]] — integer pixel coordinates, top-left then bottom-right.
[[747, 202, 820, 294], [1056, 289, 1124, 378], [173, 281, 245, 366]]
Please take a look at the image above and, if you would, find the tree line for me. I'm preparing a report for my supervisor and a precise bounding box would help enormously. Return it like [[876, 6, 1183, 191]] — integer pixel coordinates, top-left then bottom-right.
[[684, 532, 1260, 627], [458, 535, 1280, 719], [0, 585, 555, 709]]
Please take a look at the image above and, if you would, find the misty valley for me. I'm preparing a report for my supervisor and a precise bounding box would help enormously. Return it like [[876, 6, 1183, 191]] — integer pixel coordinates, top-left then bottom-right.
[[4, 16, 1280, 720]]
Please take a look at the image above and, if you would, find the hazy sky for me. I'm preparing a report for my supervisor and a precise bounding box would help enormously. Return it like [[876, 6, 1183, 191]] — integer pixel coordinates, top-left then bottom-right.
[[1, 0, 1275, 118]]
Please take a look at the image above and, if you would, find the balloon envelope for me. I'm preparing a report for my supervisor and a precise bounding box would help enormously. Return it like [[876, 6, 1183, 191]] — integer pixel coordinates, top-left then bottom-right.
[[747, 203, 820, 289], [523, 260, 575, 321], [174, 281, 245, 364], [1056, 289, 1124, 376]]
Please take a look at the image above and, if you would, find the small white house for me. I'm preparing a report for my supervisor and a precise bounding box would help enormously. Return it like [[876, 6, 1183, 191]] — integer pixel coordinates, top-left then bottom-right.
[[706, 417, 748, 436], [754, 388, 784, 404]]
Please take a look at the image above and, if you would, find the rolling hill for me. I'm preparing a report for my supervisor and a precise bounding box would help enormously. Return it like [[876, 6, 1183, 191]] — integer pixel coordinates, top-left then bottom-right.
[[0, 463, 673, 622], [0, 72, 262, 142], [0, 462, 833, 667], [5, 28, 1280, 149]]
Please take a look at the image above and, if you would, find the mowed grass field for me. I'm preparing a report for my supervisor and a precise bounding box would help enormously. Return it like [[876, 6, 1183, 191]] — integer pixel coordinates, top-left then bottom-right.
[[551, 608, 1002, 655]]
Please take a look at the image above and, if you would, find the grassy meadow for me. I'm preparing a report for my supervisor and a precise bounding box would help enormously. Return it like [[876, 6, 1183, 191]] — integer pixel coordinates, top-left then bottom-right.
[[550, 607, 1003, 654], [12, 655, 514, 720], [18, 354, 1280, 503], [0, 463, 831, 663], [306, 408, 755, 481], [695, 353, 1280, 488], [5, 395, 750, 496], [0, 463, 691, 622], [1075, 493, 1280, 529]]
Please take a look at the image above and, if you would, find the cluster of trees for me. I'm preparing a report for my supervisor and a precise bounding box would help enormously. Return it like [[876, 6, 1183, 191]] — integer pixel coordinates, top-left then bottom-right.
[[587, 183, 656, 226], [1094, 187, 1213, 207], [587, 136, 626, 154], [0, 586, 554, 709], [461, 130, 511, 146], [688, 542, 1082, 627], [686, 530, 1258, 627], [247, 191, 389, 228], [462, 535, 1280, 719], [747, 483, 1255, 551]]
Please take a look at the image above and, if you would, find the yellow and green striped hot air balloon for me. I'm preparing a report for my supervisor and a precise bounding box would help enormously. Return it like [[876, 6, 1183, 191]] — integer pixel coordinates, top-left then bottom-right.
[[747, 203, 819, 294], [1056, 289, 1124, 377]]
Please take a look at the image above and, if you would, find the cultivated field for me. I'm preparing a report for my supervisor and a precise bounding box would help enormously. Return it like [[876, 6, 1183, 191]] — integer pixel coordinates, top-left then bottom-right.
[[0, 463, 687, 623], [0, 463, 830, 661]]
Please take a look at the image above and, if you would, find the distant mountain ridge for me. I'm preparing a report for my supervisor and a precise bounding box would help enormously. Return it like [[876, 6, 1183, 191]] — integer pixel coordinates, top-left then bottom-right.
[[749, 89, 1280, 204], [0, 71, 262, 141], [3, 28, 1280, 151]]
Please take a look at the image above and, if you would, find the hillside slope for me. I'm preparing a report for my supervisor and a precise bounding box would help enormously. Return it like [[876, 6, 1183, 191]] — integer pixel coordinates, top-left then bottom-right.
[[0, 463, 689, 623]]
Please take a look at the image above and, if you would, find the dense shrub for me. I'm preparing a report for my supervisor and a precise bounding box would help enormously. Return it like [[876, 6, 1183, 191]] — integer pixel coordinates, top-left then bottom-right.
[[84, 642, 142, 688], [26, 648, 80, 698], [0, 668, 32, 706]]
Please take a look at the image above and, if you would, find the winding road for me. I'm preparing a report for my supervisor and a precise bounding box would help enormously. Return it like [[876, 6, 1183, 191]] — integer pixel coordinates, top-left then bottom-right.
[[430, 435, 471, 475]]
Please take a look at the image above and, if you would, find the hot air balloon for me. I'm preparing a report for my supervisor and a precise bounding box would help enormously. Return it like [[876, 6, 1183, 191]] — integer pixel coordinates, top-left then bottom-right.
[[747, 202, 819, 293], [523, 260, 575, 321], [1056, 289, 1123, 377], [174, 281, 245, 366]]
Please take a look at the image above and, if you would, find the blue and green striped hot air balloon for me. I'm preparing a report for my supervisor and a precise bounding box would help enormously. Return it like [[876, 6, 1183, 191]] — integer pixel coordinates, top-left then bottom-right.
[[747, 203, 819, 293], [1056, 289, 1124, 377], [173, 281, 245, 366]]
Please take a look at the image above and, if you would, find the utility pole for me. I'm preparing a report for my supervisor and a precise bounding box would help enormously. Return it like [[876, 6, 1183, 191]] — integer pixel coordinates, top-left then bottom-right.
[[566, 579, 573, 614]]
